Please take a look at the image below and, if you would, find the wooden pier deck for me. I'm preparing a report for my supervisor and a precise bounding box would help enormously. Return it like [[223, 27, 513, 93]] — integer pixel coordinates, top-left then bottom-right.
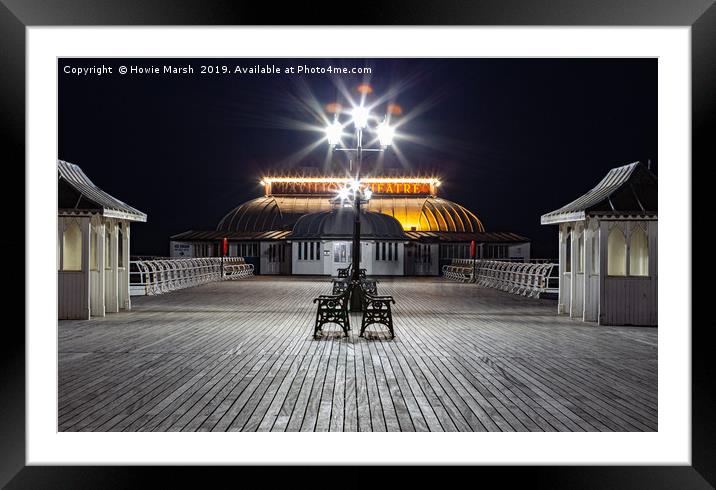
[[58, 276, 657, 432]]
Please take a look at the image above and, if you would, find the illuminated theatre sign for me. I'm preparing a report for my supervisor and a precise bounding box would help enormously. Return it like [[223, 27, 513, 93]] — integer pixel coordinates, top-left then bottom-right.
[[262, 177, 440, 197]]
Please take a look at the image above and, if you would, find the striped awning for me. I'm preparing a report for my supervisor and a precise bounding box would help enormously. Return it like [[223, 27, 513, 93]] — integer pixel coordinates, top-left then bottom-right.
[[58, 160, 147, 222], [541, 161, 657, 225]]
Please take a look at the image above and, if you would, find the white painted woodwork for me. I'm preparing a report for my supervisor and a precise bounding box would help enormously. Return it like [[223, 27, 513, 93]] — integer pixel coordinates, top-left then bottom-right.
[[89, 217, 106, 317], [558, 224, 570, 314], [371, 242, 404, 276], [260, 241, 291, 275], [57, 216, 91, 320], [599, 220, 658, 326], [570, 223, 584, 318], [291, 241, 327, 275], [405, 243, 439, 276], [104, 220, 119, 313], [119, 223, 131, 310], [583, 219, 600, 322], [508, 242, 531, 262]]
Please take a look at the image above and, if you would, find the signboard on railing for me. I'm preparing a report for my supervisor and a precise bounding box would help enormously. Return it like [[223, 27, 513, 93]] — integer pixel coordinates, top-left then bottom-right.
[[170, 241, 193, 258]]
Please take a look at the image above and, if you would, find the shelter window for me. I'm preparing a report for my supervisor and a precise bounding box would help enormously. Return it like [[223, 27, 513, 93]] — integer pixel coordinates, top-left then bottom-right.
[[577, 232, 584, 273], [90, 225, 98, 271], [268, 243, 285, 263], [629, 227, 649, 276], [62, 220, 83, 271], [565, 227, 572, 273], [607, 227, 627, 276], [590, 233, 599, 274], [105, 228, 112, 269], [118, 224, 125, 268], [239, 242, 258, 257]]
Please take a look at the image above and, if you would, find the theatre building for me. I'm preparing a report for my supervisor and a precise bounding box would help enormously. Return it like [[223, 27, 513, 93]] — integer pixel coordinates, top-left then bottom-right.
[[170, 176, 530, 276]]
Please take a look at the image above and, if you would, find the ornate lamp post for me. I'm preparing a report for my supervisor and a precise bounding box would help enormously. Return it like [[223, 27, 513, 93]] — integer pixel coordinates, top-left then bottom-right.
[[325, 101, 396, 310]]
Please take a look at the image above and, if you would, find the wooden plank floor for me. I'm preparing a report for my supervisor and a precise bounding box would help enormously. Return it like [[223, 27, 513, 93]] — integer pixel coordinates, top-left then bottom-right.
[[58, 276, 657, 432]]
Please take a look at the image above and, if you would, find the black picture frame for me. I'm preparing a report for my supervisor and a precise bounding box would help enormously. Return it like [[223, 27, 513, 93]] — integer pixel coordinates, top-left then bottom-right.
[[5, 0, 712, 487]]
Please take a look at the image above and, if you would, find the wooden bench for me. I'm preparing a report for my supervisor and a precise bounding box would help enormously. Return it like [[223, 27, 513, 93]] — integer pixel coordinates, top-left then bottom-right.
[[358, 282, 395, 339], [312, 287, 351, 339]]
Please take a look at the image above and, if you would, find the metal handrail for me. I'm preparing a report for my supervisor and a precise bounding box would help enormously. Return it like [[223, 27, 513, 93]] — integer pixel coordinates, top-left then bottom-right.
[[130, 257, 254, 296], [442, 259, 558, 298]]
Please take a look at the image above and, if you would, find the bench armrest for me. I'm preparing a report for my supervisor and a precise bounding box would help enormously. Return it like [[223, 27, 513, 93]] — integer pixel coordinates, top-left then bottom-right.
[[365, 294, 395, 304]]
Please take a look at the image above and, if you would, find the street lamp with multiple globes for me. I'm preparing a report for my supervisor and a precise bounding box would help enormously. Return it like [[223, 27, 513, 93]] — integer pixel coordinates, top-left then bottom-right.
[[325, 100, 396, 310]]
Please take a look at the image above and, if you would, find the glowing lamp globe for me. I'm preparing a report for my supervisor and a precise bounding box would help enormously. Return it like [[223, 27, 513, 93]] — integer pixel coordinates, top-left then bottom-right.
[[325, 120, 343, 146], [376, 121, 395, 147], [351, 106, 370, 129], [337, 187, 350, 201]]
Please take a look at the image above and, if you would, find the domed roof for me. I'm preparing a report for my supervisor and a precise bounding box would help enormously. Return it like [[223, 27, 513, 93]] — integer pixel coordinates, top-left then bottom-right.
[[291, 208, 408, 240], [367, 196, 484, 233], [216, 196, 333, 232], [217, 195, 484, 233]]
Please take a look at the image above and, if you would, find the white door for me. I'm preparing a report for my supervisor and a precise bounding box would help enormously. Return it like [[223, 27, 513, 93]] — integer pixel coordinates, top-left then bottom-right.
[[330, 241, 352, 276]]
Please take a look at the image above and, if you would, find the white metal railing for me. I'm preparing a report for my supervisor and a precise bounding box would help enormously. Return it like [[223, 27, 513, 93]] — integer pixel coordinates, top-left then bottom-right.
[[130, 257, 254, 296], [442, 259, 475, 282], [442, 259, 558, 298]]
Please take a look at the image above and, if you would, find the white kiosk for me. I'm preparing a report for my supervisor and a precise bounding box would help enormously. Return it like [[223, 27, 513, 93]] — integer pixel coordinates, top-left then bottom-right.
[[541, 161, 657, 326], [58, 160, 147, 320]]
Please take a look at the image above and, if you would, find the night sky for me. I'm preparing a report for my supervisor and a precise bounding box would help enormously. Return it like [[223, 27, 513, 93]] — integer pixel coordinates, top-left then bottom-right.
[[58, 58, 657, 258]]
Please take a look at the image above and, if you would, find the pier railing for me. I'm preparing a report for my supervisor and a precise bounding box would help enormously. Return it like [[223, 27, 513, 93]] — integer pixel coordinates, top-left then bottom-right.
[[442, 259, 558, 298], [130, 257, 253, 296]]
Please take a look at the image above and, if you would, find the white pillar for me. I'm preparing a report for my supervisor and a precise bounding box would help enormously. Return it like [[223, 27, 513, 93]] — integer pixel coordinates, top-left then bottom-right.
[[105, 220, 119, 313], [557, 223, 568, 314], [569, 223, 579, 318], [90, 218, 106, 317], [583, 222, 592, 322], [598, 221, 609, 325], [120, 222, 131, 310]]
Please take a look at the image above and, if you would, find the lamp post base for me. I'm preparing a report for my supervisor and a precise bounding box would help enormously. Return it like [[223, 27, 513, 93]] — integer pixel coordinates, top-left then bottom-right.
[[349, 282, 363, 312]]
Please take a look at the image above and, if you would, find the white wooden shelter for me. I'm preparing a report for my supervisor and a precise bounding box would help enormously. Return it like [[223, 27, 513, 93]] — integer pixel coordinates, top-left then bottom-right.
[[58, 160, 147, 320], [289, 207, 408, 276], [541, 162, 657, 326]]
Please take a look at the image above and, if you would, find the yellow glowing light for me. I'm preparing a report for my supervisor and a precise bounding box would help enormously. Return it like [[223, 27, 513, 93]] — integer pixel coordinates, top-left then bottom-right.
[[325, 102, 343, 114], [262, 177, 441, 185], [387, 103, 403, 115], [357, 83, 373, 94], [435, 180, 441, 187]]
